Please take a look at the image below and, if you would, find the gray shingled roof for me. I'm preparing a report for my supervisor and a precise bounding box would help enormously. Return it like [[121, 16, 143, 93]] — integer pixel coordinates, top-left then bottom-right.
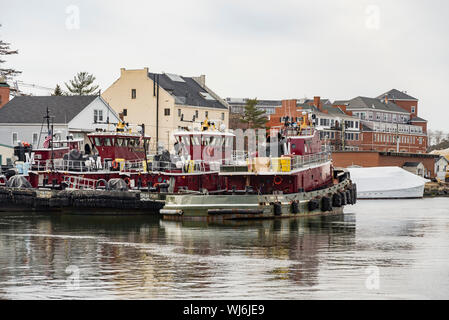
[[410, 116, 427, 122], [149, 73, 227, 110], [226, 98, 281, 106], [403, 162, 422, 167], [377, 89, 418, 101], [344, 96, 409, 113], [303, 98, 332, 105], [333, 100, 349, 105], [296, 103, 356, 119], [0, 96, 97, 124]]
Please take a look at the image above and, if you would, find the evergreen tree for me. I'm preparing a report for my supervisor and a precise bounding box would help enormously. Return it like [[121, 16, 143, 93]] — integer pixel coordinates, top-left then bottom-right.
[[0, 24, 21, 79], [240, 98, 267, 129], [65, 72, 100, 95], [52, 84, 63, 96]]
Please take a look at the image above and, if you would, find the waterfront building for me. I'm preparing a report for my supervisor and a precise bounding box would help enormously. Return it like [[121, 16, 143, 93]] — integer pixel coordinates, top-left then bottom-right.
[[102, 68, 229, 152], [226, 97, 282, 130], [434, 155, 449, 181], [0, 95, 121, 166], [266, 97, 362, 151], [334, 90, 427, 154]]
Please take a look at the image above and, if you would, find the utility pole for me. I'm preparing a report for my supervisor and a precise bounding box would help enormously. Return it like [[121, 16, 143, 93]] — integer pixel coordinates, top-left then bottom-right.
[[142, 124, 149, 174], [396, 122, 400, 153], [156, 74, 160, 152]]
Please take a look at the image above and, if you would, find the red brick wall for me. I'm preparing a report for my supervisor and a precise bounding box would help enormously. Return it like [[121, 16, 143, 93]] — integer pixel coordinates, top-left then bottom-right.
[[411, 121, 427, 135], [332, 151, 380, 168], [360, 132, 427, 153], [332, 151, 437, 177], [377, 155, 435, 177], [266, 99, 299, 128], [392, 100, 418, 117], [0, 86, 10, 109]]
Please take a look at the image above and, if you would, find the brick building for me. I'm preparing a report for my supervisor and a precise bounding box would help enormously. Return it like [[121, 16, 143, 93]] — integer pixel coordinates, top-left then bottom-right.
[[266, 97, 361, 151], [333, 90, 427, 153]]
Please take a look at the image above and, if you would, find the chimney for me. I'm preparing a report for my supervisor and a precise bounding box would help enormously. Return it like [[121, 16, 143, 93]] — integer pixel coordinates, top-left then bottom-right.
[[195, 75, 206, 87], [0, 76, 11, 109], [313, 96, 321, 111]]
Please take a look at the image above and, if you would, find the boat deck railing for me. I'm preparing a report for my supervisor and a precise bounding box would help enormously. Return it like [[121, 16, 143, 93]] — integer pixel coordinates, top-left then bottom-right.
[[220, 151, 331, 174], [29, 151, 331, 175]]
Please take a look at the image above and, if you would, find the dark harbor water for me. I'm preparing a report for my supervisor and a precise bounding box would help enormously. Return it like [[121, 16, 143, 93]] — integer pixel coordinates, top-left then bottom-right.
[[1, 198, 448, 300]]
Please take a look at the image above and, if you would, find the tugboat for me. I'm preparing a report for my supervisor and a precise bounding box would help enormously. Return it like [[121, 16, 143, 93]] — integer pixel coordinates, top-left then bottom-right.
[[161, 113, 356, 220], [9, 111, 232, 195]]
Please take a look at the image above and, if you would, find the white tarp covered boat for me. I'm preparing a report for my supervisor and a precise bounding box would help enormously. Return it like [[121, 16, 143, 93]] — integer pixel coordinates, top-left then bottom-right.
[[347, 166, 429, 199]]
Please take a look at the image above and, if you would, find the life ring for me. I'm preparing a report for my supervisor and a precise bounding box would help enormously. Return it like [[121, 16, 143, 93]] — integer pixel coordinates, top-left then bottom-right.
[[274, 176, 283, 185], [112, 160, 119, 170], [205, 146, 214, 158]]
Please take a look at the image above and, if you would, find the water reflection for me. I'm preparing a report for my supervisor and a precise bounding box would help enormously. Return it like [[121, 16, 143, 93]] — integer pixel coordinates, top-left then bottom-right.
[[1, 198, 449, 299]]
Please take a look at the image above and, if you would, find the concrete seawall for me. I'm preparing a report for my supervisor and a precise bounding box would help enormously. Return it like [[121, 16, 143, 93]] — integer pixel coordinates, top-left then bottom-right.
[[424, 182, 449, 197]]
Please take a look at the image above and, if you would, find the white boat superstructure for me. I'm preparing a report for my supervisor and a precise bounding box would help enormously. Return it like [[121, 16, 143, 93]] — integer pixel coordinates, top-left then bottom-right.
[[347, 166, 429, 199]]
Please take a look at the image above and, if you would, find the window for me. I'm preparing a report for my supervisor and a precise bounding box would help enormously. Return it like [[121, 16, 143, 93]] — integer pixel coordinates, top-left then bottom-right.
[[104, 138, 113, 147], [32, 133, 38, 146], [205, 111, 209, 118], [164, 108, 171, 116], [131, 89, 137, 99], [12, 132, 18, 145], [195, 110, 199, 118], [94, 110, 103, 123], [411, 106, 416, 113], [178, 109, 182, 117], [221, 113, 225, 121]]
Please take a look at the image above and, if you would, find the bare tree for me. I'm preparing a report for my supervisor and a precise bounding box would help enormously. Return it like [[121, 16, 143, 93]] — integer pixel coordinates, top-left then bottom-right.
[[0, 24, 21, 79], [435, 130, 444, 145]]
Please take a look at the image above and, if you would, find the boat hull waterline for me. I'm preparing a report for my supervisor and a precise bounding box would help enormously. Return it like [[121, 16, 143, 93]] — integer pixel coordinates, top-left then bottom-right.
[[161, 178, 355, 221]]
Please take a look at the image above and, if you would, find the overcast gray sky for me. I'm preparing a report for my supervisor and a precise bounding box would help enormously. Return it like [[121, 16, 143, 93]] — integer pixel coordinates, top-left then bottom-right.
[[1, 0, 448, 130]]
